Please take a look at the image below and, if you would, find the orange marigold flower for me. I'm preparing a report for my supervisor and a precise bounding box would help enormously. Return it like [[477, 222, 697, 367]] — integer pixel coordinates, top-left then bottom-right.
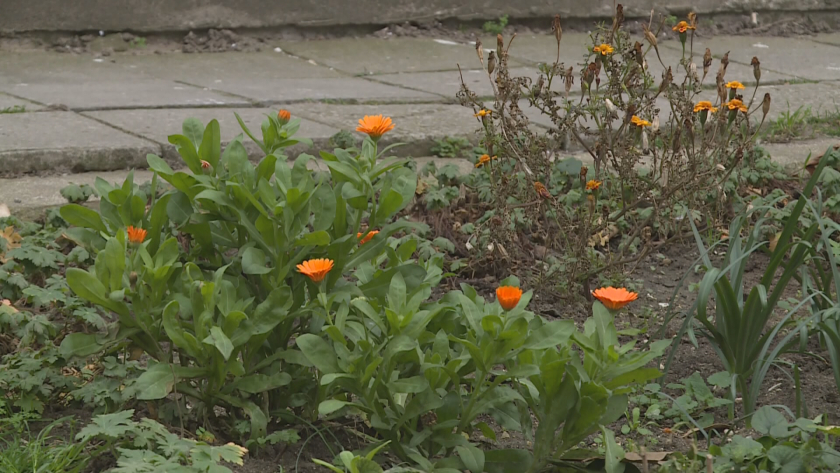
[[534, 181, 551, 199], [725, 99, 748, 113], [672, 21, 695, 33], [693, 101, 718, 113], [586, 180, 602, 191], [357, 230, 379, 244], [725, 81, 745, 90], [474, 109, 492, 117], [631, 115, 652, 127], [496, 286, 523, 310], [296, 258, 334, 283], [592, 287, 639, 310], [476, 154, 493, 168], [356, 115, 395, 139], [593, 43, 615, 55], [127, 226, 147, 244], [277, 109, 291, 124]]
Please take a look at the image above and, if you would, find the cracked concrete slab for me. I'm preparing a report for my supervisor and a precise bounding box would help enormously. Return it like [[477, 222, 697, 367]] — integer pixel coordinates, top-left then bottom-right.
[[0, 92, 41, 112], [0, 112, 159, 174]]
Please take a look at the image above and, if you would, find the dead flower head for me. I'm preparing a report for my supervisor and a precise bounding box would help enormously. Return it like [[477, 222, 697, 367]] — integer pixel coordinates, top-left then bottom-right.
[[534, 181, 551, 199]]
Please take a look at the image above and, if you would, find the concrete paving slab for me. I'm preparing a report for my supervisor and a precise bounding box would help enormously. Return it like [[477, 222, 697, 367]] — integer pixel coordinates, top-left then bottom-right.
[[0, 93, 41, 112], [83, 108, 341, 161], [278, 38, 525, 75], [374, 67, 542, 100], [0, 112, 159, 174], [293, 102, 482, 156], [755, 82, 840, 121], [192, 77, 442, 104], [759, 138, 840, 168], [3, 80, 251, 111], [811, 33, 840, 47], [0, 52, 144, 84], [667, 36, 840, 82]]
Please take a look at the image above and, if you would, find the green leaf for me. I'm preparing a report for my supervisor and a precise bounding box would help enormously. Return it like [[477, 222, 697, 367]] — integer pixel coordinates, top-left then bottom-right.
[[484, 449, 533, 473], [707, 371, 732, 388], [222, 139, 250, 177], [147, 153, 174, 175], [203, 326, 234, 360], [166, 191, 193, 225], [235, 373, 292, 394], [524, 320, 575, 349], [59, 333, 103, 359], [241, 247, 271, 275], [766, 445, 804, 473], [76, 410, 136, 441], [199, 119, 221, 169], [455, 445, 485, 473], [753, 406, 791, 438], [60, 204, 109, 233], [388, 376, 428, 394], [318, 399, 349, 416], [169, 134, 202, 173], [135, 363, 176, 400], [66, 268, 129, 319], [183, 118, 205, 147], [297, 334, 339, 374], [295, 231, 331, 247], [601, 426, 626, 473]]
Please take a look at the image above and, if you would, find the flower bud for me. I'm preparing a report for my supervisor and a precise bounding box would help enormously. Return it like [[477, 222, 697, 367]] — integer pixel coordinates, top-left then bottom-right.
[[652, 116, 660, 133], [751, 57, 761, 82], [277, 109, 291, 125]]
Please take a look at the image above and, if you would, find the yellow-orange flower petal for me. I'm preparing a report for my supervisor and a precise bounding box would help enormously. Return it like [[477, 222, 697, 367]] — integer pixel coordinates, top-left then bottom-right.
[[631, 115, 652, 127], [534, 181, 551, 199], [586, 180, 602, 191], [127, 226, 147, 244], [725, 99, 748, 113], [672, 21, 695, 33], [296, 258, 334, 283], [277, 109, 291, 124], [496, 286, 523, 310], [693, 101, 718, 113], [474, 109, 492, 117], [593, 44, 615, 55], [357, 230, 379, 244], [356, 115, 395, 139], [592, 287, 638, 310], [476, 154, 492, 168], [725, 81, 745, 90]]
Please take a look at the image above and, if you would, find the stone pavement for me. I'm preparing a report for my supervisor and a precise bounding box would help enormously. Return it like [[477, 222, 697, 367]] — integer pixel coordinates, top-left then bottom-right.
[[1, 32, 840, 211]]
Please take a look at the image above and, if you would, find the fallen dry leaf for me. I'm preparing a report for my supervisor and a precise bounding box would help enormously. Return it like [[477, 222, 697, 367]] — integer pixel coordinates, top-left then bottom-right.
[[625, 451, 671, 463]]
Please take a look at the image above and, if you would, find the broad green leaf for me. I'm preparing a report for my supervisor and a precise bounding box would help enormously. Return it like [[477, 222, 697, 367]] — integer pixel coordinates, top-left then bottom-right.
[[235, 373, 292, 394], [295, 231, 331, 247], [203, 326, 234, 360], [455, 445, 485, 473], [753, 406, 791, 438], [135, 363, 176, 400], [59, 333, 102, 358], [199, 119, 221, 169], [241, 247, 271, 275], [297, 334, 340, 374], [182, 118, 205, 147], [484, 449, 533, 473], [66, 268, 129, 319], [524, 320, 575, 349], [146, 153, 174, 175], [60, 204, 108, 233], [318, 399, 349, 416]]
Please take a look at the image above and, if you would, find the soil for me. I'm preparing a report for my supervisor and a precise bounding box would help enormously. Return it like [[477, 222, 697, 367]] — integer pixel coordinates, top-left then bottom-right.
[[0, 13, 833, 56]]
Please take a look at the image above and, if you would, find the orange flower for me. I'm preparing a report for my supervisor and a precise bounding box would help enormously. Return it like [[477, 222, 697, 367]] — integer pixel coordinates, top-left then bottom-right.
[[474, 109, 492, 117], [277, 109, 291, 124], [357, 230, 379, 244], [297, 258, 334, 282], [127, 226, 147, 244], [476, 154, 493, 168], [631, 115, 651, 128], [672, 21, 695, 33], [593, 43, 615, 55], [534, 181, 551, 199], [592, 287, 638, 310], [725, 81, 745, 90], [693, 101, 718, 113], [356, 115, 395, 139], [586, 180, 602, 191], [496, 286, 523, 310], [725, 99, 748, 113]]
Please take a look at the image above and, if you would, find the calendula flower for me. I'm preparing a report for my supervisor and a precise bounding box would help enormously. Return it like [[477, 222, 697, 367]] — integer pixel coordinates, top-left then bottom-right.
[[693, 101, 718, 113], [475, 154, 493, 168], [631, 115, 652, 128], [126, 226, 147, 244], [496, 286, 523, 311], [277, 109, 291, 124], [725, 99, 748, 113], [672, 21, 696, 33], [296, 258, 334, 283], [534, 181, 551, 199], [474, 109, 492, 117], [357, 230, 379, 244], [586, 180, 602, 191], [592, 287, 639, 310], [356, 115, 394, 139], [593, 43, 615, 55], [725, 81, 745, 90]]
